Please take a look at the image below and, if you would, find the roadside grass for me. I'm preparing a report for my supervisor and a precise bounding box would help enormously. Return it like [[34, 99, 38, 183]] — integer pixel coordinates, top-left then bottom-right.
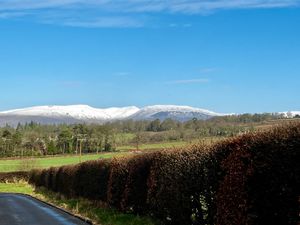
[[0, 181, 159, 225], [0, 181, 33, 195]]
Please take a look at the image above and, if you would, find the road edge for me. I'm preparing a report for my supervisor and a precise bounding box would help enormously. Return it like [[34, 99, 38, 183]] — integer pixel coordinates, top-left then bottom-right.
[[2, 192, 93, 225]]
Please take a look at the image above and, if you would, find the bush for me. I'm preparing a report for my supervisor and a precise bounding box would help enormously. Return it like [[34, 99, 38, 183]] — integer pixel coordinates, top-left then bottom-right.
[[55, 165, 78, 197], [147, 146, 214, 225], [0, 171, 29, 183], [216, 123, 300, 225], [121, 153, 155, 214], [107, 157, 129, 209], [46, 167, 58, 191], [74, 159, 111, 201], [29, 169, 43, 186]]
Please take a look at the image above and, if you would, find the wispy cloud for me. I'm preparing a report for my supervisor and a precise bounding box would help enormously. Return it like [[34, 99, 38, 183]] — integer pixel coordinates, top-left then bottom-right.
[[169, 23, 192, 28], [0, 0, 298, 13], [168, 78, 210, 84], [0, 11, 29, 19], [0, 0, 299, 27], [62, 17, 143, 28]]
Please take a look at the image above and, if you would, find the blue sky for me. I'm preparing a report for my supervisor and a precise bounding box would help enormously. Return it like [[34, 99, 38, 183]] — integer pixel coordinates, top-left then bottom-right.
[[0, 0, 299, 113]]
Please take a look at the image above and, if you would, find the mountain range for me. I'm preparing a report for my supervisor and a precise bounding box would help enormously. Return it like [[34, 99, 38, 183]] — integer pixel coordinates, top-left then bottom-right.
[[0, 105, 298, 127], [0, 105, 224, 126]]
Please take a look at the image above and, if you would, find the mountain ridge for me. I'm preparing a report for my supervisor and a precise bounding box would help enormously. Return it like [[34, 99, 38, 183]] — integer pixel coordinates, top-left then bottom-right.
[[0, 104, 222, 126], [0, 104, 298, 127]]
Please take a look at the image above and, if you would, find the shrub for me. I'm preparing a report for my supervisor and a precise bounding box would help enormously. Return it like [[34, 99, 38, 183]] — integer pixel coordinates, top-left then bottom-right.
[[0, 171, 29, 183], [121, 153, 155, 214], [55, 165, 78, 197], [29, 169, 43, 186], [216, 123, 300, 225], [147, 145, 214, 225], [74, 159, 111, 201], [107, 157, 129, 209], [46, 167, 58, 191]]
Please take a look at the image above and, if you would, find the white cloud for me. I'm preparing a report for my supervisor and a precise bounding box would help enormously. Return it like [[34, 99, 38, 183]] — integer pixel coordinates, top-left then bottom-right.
[[0, 0, 299, 27], [62, 17, 143, 28], [0, 0, 298, 12]]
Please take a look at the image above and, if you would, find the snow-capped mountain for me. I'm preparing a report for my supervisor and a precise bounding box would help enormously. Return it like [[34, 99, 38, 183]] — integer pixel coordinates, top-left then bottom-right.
[[128, 105, 223, 121], [0, 105, 139, 120], [281, 111, 300, 118], [0, 104, 222, 126]]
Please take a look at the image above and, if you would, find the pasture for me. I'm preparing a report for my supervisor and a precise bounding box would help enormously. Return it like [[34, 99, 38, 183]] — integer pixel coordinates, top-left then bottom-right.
[[0, 138, 219, 173]]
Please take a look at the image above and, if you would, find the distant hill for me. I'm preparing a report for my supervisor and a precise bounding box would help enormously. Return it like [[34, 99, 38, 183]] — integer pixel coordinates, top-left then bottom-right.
[[0, 104, 223, 126]]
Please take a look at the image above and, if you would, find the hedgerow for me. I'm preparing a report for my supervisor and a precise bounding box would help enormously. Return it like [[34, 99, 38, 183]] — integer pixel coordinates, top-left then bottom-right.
[[29, 123, 300, 225], [121, 153, 155, 214], [107, 157, 129, 209], [0, 171, 29, 183], [216, 124, 300, 225], [74, 159, 111, 201]]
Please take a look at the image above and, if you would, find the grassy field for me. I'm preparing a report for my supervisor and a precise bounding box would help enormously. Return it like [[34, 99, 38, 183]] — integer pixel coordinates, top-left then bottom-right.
[[0, 138, 220, 173], [117, 137, 220, 151], [0, 152, 128, 173], [0, 181, 158, 225], [117, 140, 189, 151]]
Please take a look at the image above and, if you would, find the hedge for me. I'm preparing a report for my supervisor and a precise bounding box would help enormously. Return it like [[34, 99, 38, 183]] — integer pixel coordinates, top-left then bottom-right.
[[121, 153, 155, 214], [28, 123, 300, 225], [216, 124, 300, 225], [74, 159, 111, 201], [107, 157, 130, 209], [0, 171, 29, 183]]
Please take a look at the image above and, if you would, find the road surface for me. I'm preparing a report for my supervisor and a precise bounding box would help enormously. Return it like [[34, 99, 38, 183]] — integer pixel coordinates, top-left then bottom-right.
[[0, 193, 90, 225]]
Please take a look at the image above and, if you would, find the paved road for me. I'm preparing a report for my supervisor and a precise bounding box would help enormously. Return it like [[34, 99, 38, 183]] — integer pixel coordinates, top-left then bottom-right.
[[0, 193, 90, 225]]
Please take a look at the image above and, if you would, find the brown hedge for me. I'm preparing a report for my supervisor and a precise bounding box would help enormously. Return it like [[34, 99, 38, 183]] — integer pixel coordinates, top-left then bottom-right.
[[0, 171, 29, 183], [121, 153, 155, 214], [216, 123, 300, 225], [55, 165, 78, 197], [107, 157, 129, 209], [28, 123, 300, 225], [74, 159, 111, 201], [147, 145, 217, 225]]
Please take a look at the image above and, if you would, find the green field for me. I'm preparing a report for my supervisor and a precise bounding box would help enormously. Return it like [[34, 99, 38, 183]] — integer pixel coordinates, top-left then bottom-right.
[[0, 139, 220, 173], [0, 152, 127, 173], [117, 140, 189, 151], [0, 140, 191, 172], [117, 137, 220, 151]]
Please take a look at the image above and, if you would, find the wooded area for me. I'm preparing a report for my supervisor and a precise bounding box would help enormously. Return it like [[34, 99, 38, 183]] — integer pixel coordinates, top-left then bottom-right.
[[0, 113, 298, 157]]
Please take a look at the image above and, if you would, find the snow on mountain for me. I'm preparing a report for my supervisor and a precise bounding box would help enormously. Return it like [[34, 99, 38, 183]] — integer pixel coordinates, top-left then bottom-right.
[[281, 111, 300, 118], [0, 105, 140, 121], [0, 104, 223, 126], [129, 105, 223, 121], [1, 104, 298, 126]]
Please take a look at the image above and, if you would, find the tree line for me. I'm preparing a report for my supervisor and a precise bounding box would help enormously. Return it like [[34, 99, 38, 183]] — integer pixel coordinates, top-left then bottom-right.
[[0, 112, 296, 157]]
